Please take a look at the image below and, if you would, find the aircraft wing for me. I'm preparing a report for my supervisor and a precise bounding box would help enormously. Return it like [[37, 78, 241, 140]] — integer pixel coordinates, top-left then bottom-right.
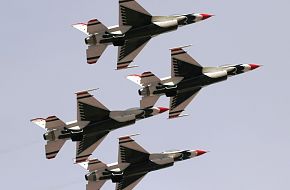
[[75, 132, 109, 163], [169, 88, 202, 119], [171, 47, 202, 79], [118, 135, 149, 164], [87, 180, 106, 190], [117, 37, 151, 70], [119, 0, 152, 28], [76, 90, 110, 127], [115, 173, 147, 190]]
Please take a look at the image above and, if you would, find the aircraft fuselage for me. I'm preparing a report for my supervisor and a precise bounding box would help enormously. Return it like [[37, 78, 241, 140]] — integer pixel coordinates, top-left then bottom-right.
[[86, 14, 204, 47], [43, 107, 161, 142]]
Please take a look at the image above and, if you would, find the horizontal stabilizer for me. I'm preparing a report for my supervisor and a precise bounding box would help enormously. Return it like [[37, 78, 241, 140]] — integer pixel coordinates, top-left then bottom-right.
[[31, 116, 66, 130], [45, 140, 66, 159], [45, 116, 66, 130], [140, 95, 160, 109], [127, 71, 160, 87], [86, 44, 108, 64], [87, 19, 108, 34], [140, 72, 161, 86], [78, 158, 107, 172], [87, 181, 106, 190]]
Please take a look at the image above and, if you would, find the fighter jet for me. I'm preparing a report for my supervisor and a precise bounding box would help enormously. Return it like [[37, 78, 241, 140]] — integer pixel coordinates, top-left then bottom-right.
[[79, 135, 207, 190], [127, 46, 261, 119], [72, 0, 213, 70], [31, 90, 168, 163]]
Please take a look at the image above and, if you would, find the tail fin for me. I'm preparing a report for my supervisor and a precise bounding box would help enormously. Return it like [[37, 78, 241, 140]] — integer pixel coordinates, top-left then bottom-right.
[[31, 118, 46, 129], [78, 158, 107, 172], [72, 23, 88, 35], [127, 71, 161, 87]]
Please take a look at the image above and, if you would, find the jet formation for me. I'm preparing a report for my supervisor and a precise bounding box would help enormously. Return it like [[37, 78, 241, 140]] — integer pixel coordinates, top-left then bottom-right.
[[73, 0, 213, 69], [79, 135, 207, 190], [128, 46, 260, 118], [31, 90, 168, 163], [31, 0, 261, 189]]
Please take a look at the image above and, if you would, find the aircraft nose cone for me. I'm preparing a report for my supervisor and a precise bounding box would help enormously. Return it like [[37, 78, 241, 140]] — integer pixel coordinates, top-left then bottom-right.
[[158, 107, 169, 113], [200, 13, 214, 20], [249, 64, 261, 70], [196, 150, 207, 156]]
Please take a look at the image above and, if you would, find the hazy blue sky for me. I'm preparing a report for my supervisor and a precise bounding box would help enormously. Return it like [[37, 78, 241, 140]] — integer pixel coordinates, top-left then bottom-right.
[[1, 0, 289, 189]]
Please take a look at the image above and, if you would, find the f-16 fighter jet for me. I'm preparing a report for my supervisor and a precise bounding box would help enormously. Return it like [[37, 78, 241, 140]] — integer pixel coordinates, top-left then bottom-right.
[[79, 135, 207, 190], [127, 46, 261, 119], [31, 90, 168, 163], [72, 0, 213, 70]]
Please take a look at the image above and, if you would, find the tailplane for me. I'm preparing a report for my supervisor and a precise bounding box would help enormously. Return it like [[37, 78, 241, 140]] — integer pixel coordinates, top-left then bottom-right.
[[127, 71, 161, 87], [86, 44, 108, 64], [87, 19, 108, 35], [85, 19, 109, 64], [127, 72, 161, 108], [31, 116, 68, 159], [78, 158, 108, 172], [73, 18, 109, 35], [45, 140, 66, 159], [78, 158, 108, 190]]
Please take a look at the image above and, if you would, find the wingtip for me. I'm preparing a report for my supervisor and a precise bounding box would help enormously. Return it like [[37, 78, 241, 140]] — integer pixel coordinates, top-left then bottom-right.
[[30, 117, 45, 122], [168, 114, 189, 119], [72, 22, 87, 27], [116, 65, 139, 70], [170, 45, 192, 51], [119, 133, 140, 140], [75, 88, 99, 95]]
